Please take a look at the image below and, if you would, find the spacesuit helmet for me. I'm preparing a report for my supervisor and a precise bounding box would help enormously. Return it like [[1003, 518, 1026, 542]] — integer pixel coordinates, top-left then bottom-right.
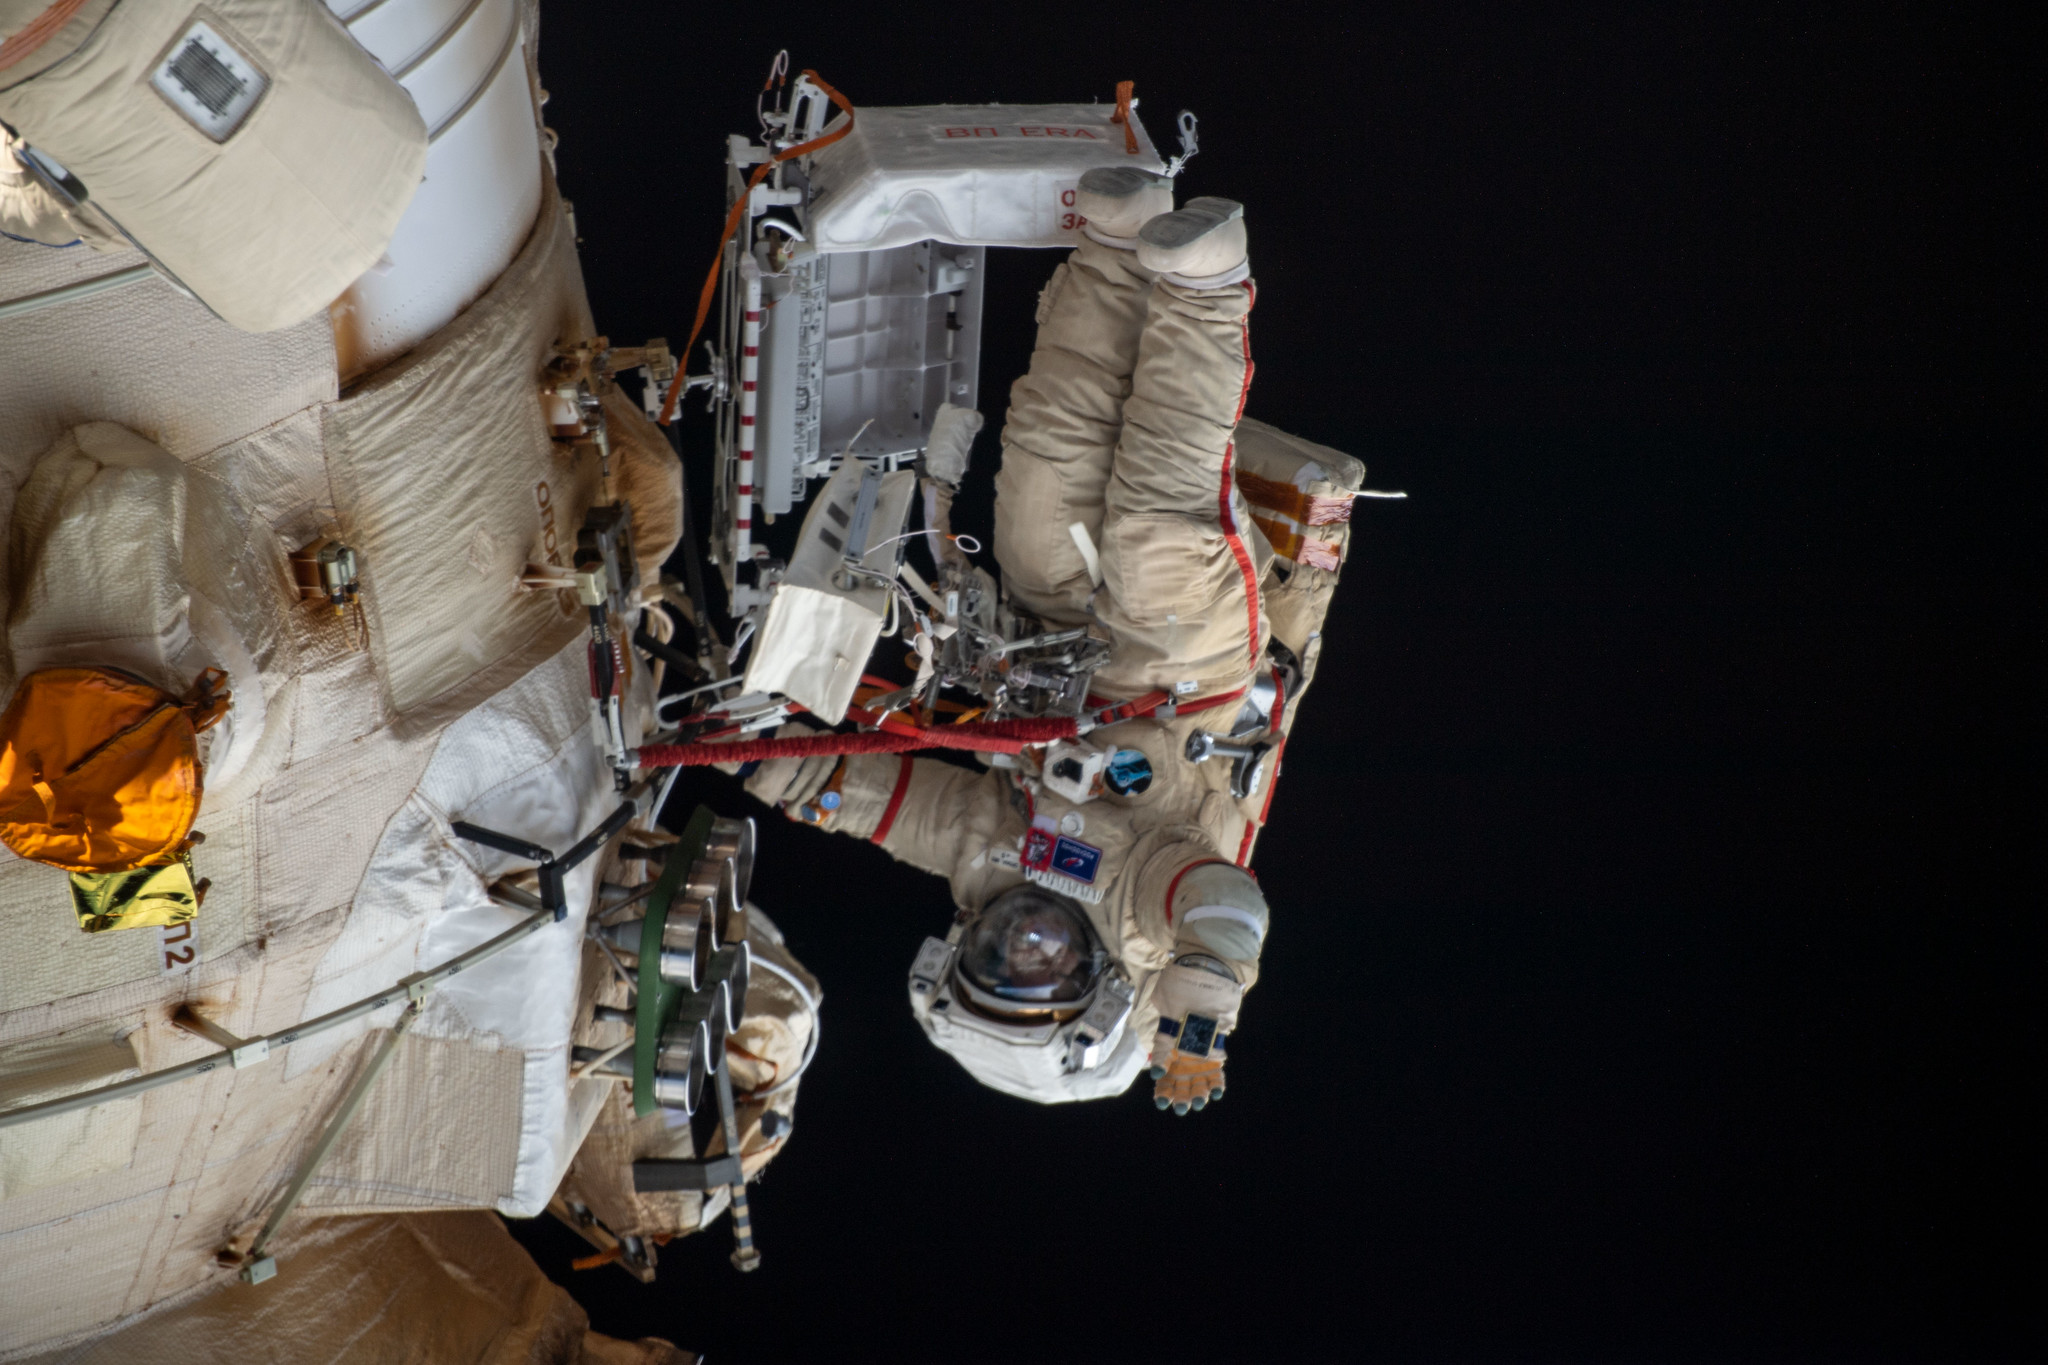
[[906, 885, 1143, 1104], [955, 885, 1100, 1016]]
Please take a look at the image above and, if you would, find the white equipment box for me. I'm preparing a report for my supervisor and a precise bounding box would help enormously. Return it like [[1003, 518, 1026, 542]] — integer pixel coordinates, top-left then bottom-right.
[[708, 85, 1167, 608]]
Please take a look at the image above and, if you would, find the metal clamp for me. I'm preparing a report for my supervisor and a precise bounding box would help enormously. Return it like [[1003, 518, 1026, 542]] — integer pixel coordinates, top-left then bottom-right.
[[172, 1007, 270, 1070], [452, 802, 637, 920], [1184, 730, 1276, 800]]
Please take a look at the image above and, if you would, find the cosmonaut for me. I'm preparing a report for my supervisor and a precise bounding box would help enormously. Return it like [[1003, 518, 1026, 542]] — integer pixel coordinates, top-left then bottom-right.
[[738, 167, 1363, 1115]]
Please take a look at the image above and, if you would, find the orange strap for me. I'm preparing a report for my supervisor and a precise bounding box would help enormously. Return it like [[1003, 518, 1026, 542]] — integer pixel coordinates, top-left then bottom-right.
[[0, 0, 89, 72], [659, 71, 858, 425], [1235, 468, 1356, 527], [1250, 514, 1342, 571], [1110, 80, 1139, 154]]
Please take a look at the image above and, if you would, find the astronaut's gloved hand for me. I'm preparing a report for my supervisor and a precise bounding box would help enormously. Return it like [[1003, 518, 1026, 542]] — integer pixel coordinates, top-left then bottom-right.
[[1147, 954, 1244, 1115], [739, 721, 846, 824]]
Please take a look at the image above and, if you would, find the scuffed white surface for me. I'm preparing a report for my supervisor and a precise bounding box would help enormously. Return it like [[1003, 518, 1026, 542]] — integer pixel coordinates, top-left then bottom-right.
[[806, 103, 1164, 253], [291, 637, 646, 1215]]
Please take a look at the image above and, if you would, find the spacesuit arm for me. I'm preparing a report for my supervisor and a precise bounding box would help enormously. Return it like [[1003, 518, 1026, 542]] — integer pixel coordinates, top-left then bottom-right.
[[1132, 844, 1270, 994], [745, 741, 1013, 890], [843, 755, 1015, 891], [1131, 846, 1272, 1114]]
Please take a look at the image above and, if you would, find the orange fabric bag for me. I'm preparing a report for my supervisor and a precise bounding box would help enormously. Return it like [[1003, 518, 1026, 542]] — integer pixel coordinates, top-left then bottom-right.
[[0, 667, 229, 873]]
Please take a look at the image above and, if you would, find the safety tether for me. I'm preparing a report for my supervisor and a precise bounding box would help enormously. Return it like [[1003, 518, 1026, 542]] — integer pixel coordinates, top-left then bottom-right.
[[637, 716, 1076, 767], [635, 684, 1249, 768], [658, 70, 857, 425], [1110, 79, 1139, 154]]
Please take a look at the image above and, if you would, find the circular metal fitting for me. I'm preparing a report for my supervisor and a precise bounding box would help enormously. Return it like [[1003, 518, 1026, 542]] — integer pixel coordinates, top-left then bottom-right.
[[706, 817, 756, 905], [703, 941, 751, 1031], [676, 977, 732, 1066], [651, 1018, 711, 1115], [657, 899, 719, 993], [682, 855, 739, 945]]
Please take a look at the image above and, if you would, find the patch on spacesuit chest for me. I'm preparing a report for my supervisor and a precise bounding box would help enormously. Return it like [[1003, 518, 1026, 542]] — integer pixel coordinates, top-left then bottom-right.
[[1050, 836, 1101, 883], [1023, 829, 1106, 903]]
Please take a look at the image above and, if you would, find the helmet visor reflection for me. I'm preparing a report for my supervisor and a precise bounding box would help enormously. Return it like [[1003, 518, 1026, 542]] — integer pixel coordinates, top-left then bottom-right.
[[957, 886, 1100, 1010]]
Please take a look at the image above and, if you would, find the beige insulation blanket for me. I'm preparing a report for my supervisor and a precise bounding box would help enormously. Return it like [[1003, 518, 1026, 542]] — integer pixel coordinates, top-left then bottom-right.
[[0, 144, 691, 1352], [10, 1211, 694, 1365], [0, 0, 428, 334]]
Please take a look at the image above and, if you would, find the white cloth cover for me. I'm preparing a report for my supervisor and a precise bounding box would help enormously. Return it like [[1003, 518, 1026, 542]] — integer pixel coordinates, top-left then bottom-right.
[[4, 422, 293, 793], [287, 636, 649, 1217], [743, 586, 883, 725], [805, 103, 1165, 253], [744, 457, 915, 722]]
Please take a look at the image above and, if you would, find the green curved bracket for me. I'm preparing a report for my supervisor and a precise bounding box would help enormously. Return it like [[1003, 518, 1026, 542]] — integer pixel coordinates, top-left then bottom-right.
[[633, 804, 717, 1116]]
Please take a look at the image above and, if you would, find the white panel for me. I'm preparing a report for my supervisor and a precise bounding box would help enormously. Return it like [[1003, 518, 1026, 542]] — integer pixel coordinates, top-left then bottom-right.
[[394, 0, 519, 135], [335, 0, 475, 74], [331, 15, 542, 373]]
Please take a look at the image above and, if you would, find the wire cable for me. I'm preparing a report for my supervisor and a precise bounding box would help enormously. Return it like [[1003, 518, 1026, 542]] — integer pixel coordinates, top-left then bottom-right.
[[739, 955, 820, 1100]]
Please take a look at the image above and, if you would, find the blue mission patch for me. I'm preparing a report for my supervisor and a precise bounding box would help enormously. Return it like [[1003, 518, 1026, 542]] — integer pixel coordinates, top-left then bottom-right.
[[1050, 835, 1102, 884]]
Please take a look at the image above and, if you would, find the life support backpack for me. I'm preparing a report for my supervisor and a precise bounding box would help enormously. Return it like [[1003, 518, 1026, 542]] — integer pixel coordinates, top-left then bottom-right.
[[0, 667, 229, 931]]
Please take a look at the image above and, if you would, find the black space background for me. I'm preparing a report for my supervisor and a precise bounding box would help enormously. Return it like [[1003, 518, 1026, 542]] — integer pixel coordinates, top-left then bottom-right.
[[508, 5, 2037, 1361]]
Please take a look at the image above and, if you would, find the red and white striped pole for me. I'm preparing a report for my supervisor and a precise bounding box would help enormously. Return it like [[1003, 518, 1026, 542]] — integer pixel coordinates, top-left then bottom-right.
[[735, 254, 762, 571]]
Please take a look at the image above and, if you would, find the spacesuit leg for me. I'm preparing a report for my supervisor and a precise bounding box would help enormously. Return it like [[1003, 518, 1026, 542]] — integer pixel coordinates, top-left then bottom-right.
[[1092, 273, 1266, 699], [991, 237, 1156, 626]]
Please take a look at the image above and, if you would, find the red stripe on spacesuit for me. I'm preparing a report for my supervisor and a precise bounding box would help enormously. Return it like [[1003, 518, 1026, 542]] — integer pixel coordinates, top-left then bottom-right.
[[1218, 445, 1261, 669], [1216, 280, 1262, 670], [870, 756, 915, 845], [1233, 282, 1258, 421], [1236, 736, 1287, 867], [1162, 858, 1228, 926]]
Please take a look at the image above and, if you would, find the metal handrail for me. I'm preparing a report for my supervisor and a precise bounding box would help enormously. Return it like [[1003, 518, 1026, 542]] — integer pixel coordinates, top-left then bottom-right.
[[0, 896, 558, 1132], [0, 787, 661, 1133], [0, 264, 155, 322]]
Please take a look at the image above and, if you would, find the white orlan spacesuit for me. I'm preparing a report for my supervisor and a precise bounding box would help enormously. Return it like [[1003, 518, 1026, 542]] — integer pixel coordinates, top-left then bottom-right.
[[745, 169, 1367, 1114]]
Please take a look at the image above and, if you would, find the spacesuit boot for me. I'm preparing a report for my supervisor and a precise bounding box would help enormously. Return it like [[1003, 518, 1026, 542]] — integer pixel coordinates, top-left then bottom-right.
[[1136, 197, 1249, 287], [1075, 165, 1174, 247]]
